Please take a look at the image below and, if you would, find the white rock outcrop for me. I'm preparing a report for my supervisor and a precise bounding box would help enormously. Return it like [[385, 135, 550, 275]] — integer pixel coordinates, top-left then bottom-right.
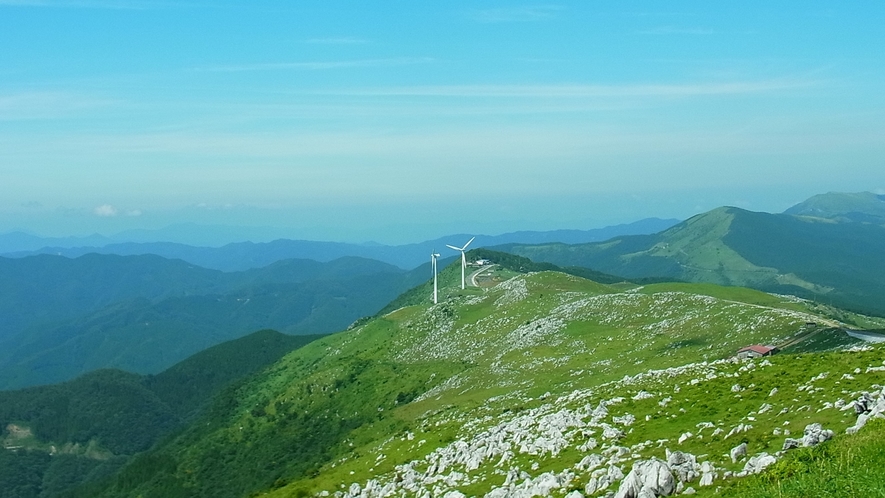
[[741, 453, 776, 475], [613, 458, 675, 498], [847, 391, 885, 435], [729, 443, 747, 464], [665, 450, 699, 483]]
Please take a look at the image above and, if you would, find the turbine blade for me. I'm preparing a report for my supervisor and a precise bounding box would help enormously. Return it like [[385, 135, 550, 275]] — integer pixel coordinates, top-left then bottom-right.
[[445, 245, 460, 251], [462, 236, 475, 250]]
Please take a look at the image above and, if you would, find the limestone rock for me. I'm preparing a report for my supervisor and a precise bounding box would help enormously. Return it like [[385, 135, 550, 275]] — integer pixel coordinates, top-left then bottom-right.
[[665, 450, 699, 483], [613, 458, 675, 498], [742, 453, 776, 475], [729, 443, 747, 464], [585, 465, 624, 495], [698, 461, 716, 487], [847, 392, 885, 435], [782, 438, 801, 451], [801, 423, 833, 447]]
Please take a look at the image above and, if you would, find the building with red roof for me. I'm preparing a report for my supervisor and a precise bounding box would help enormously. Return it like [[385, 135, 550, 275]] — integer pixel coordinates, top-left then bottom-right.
[[736, 345, 778, 359]]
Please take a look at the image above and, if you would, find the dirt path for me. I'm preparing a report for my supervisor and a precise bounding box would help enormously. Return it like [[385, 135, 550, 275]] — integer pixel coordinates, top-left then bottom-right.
[[469, 265, 498, 287]]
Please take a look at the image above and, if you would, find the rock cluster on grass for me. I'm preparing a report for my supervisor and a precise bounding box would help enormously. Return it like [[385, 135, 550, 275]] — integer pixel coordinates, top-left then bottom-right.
[[332, 325, 885, 498], [613, 458, 675, 498], [782, 423, 834, 450], [846, 390, 885, 434]]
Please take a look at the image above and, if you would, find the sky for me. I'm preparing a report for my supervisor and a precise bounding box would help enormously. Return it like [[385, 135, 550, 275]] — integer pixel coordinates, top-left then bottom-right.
[[1, 1, 883, 243]]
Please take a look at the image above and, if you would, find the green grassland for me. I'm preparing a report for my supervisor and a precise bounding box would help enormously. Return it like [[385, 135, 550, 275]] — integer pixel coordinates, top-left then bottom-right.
[[73, 259, 885, 498]]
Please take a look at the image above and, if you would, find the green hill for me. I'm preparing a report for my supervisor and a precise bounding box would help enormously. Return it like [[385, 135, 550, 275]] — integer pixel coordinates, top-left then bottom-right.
[[68, 265, 885, 498], [0, 330, 321, 498], [499, 206, 885, 317]]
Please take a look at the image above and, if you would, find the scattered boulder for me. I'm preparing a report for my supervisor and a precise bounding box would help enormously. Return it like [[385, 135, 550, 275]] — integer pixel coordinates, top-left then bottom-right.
[[801, 423, 833, 447], [585, 465, 624, 495], [742, 453, 776, 475], [603, 425, 626, 440], [725, 424, 752, 439], [665, 450, 699, 483], [577, 453, 605, 472], [847, 392, 885, 435], [854, 393, 875, 414], [729, 443, 747, 464], [613, 458, 675, 498], [698, 461, 717, 487], [782, 438, 801, 451], [614, 414, 637, 427]]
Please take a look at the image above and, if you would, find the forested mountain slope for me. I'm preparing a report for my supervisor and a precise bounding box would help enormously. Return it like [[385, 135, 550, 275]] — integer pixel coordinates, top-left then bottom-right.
[[0, 330, 322, 498]]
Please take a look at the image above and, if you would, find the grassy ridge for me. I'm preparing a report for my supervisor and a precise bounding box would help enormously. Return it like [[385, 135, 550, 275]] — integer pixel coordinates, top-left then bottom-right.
[[74, 269, 885, 498]]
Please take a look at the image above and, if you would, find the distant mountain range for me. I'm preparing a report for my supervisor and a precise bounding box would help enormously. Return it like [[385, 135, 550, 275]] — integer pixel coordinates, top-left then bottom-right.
[[0, 254, 434, 389], [497, 191, 885, 317], [1, 217, 679, 270]]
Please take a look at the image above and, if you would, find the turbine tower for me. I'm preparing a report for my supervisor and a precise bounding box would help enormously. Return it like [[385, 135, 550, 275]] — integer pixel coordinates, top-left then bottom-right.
[[446, 236, 475, 290], [431, 251, 440, 304]]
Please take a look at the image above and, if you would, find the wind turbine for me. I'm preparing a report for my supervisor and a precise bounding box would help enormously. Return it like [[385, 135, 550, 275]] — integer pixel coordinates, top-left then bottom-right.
[[431, 251, 440, 304], [446, 236, 475, 290]]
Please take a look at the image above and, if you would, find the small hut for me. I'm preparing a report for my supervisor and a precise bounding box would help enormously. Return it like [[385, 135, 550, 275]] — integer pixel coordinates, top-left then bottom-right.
[[736, 345, 778, 359]]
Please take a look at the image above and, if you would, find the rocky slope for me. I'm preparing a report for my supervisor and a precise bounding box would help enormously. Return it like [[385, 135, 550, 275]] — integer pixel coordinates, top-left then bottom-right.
[[80, 263, 885, 498]]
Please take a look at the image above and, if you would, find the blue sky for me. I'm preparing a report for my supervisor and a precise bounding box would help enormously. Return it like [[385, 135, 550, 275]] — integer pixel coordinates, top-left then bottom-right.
[[1, 1, 883, 243]]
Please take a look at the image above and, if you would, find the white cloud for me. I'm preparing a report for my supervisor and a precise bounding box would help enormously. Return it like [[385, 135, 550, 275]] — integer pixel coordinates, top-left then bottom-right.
[[0, 91, 116, 120], [197, 57, 433, 72], [0, 0, 167, 8], [328, 79, 816, 98], [636, 26, 715, 35], [468, 5, 563, 23], [305, 37, 368, 45], [93, 204, 118, 217]]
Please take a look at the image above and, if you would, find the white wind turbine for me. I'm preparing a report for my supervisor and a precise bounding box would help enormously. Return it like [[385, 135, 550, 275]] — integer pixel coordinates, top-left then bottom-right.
[[431, 251, 440, 304], [446, 236, 475, 290]]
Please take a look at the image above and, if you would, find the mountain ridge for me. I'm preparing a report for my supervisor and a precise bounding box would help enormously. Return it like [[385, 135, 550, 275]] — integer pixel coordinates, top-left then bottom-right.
[[0, 218, 679, 271], [498, 205, 885, 317]]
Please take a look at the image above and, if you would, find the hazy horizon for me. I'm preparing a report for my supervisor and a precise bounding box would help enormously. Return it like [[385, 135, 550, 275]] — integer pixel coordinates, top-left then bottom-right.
[[2, 2, 883, 243]]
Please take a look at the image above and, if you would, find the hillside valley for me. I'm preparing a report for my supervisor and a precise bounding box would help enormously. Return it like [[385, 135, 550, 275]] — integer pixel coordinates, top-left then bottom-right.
[[0, 330, 322, 498], [44, 254, 885, 498], [0, 254, 432, 389]]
